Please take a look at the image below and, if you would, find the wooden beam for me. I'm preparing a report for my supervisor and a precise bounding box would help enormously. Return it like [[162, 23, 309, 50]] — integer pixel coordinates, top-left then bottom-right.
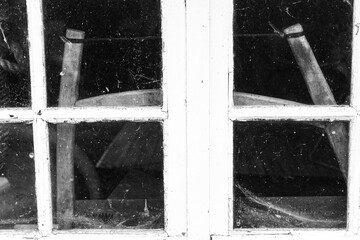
[[284, 24, 348, 180], [234, 92, 305, 106], [284, 24, 336, 105], [56, 29, 84, 229], [75, 89, 162, 107]]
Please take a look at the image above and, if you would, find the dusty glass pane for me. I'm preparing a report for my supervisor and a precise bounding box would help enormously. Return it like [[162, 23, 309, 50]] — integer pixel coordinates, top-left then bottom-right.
[[233, 0, 352, 105], [0, 1, 31, 107], [51, 121, 164, 229], [233, 121, 348, 228], [43, 0, 162, 107], [0, 124, 36, 229]]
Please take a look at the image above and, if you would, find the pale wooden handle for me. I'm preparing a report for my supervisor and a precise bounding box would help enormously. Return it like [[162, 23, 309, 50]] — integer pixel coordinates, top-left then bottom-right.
[[285, 24, 348, 180], [284, 24, 336, 105]]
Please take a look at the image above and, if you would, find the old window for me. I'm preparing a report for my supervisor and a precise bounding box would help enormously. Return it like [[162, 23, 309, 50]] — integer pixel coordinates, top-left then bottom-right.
[[1, 0, 360, 240], [0, 0, 186, 238], [211, 0, 360, 239]]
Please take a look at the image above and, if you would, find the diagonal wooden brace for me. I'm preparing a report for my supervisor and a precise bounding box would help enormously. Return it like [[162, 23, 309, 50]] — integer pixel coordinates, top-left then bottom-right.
[[284, 24, 348, 180]]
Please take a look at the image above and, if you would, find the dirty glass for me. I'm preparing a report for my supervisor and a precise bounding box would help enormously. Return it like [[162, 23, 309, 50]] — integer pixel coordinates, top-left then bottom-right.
[[233, 0, 352, 105], [0, 0, 31, 108], [0, 124, 36, 229], [51, 121, 164, 229], [233, 121, 348, 228], [43, 0, 162, 107]]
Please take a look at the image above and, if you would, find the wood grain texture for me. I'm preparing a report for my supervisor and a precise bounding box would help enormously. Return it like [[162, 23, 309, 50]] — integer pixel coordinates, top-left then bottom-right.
[[56, 29, 84, 229], [284, 24, 348, 180]]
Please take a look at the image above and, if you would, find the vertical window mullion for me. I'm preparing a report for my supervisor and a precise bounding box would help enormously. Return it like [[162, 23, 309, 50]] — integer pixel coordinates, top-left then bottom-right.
[[26, 0, 51, 236], [347, 118, 360, 234], [186, 0, 211, 239], [161, 0, 187, 236], [209, 0, 233, 236], [347, 0, 360, 234], [33, 119, 52, 236], [26, 0, 47, 110]]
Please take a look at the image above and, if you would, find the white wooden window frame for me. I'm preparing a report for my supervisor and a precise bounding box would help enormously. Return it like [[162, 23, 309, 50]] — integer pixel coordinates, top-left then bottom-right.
[[0, 0, 187, 239], [210, 0, 360, 240], [1, 0, 360, 240]]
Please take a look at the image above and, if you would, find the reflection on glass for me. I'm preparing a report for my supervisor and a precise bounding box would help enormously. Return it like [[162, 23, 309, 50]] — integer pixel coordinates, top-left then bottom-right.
[[233, 121, 348, 228], [51, 121, 164, 229], [233, 0, 352, 105], [0, 1, 31, 107], [0, 124, 36, 229], [43, 0, 162, 107]]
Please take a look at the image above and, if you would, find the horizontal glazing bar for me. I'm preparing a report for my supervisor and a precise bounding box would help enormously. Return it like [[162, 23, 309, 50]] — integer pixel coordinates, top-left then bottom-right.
[[42, 107, 167, 123], [0, 107, 166, 123], [230, 106, 356, 121], [0, 109, 36, 122]]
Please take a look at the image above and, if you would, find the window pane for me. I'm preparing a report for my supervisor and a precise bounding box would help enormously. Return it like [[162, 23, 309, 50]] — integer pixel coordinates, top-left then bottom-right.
[[51, 121, 164, 229], [44, 0, 162, 107], [0, 1, 31, 107], [233, 121, 348, 228], [0, 124, 36, 229], [233, 0, 352, 105]]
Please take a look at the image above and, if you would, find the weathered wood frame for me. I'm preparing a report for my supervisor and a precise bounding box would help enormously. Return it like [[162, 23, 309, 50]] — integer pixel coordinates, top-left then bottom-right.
[[0, 0, 359, 240], [0, 0, 187, 239], [210, 1, 360, 240]]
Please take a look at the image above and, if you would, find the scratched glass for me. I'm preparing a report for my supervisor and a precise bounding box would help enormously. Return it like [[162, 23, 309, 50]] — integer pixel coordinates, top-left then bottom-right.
[[233, 0, 352, 106], [0, 124, 36, 230], [51, 121, 164, 230], [233, 121, 348, 228], [0, 0, 31, 108], [43, 0, 162, 107]]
